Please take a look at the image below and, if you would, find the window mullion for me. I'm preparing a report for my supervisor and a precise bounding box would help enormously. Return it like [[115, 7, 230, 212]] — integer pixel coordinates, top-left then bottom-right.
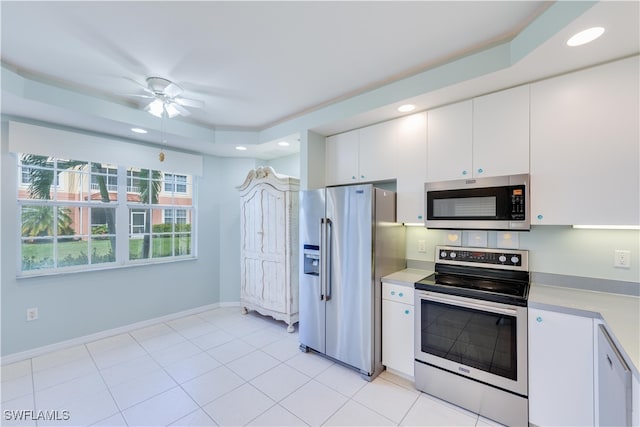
[[115, 166, 128, 265]]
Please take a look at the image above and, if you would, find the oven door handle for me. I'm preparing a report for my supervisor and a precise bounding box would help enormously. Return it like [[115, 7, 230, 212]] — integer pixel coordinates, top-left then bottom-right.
[[420, 292, 518, 316]]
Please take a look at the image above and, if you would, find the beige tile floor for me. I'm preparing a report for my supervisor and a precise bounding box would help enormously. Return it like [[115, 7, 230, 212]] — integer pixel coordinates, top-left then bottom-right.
[[1, 307, 505, 426]]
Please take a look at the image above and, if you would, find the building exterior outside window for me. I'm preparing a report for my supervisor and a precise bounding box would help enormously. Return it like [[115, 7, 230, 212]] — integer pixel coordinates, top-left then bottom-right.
[[17, 154, 195, 274]]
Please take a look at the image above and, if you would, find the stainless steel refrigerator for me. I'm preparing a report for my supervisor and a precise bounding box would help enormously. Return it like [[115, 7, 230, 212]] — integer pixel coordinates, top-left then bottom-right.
[[299, 184, 406, 380]]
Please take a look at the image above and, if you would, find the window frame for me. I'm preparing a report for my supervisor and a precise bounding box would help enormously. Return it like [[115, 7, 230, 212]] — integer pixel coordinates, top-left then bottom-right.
[[17, 156, 196, 277]]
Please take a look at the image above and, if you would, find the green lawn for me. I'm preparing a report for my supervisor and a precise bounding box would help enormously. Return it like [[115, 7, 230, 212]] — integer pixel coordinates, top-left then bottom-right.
[[21, 235, 191, 270]]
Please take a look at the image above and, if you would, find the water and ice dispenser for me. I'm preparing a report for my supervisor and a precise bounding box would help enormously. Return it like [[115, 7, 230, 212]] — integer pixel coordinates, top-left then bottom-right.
[[303, 244, 320, 276]]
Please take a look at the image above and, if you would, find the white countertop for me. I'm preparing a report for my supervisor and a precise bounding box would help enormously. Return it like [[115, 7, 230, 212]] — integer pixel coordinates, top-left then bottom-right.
[[529, 283, 640, 375], [382, 268, 433, 287]]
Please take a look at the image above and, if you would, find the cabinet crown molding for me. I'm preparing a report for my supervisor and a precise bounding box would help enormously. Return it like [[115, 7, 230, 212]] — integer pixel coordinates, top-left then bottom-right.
[[236, 166, 300, 194]]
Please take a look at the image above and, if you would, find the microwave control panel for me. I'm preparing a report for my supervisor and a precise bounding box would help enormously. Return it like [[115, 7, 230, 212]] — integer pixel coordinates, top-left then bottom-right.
[[509, 186, 526, 220]]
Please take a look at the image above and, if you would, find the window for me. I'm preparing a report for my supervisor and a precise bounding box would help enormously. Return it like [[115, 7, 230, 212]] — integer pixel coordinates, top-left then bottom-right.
[[18, 155, 195, 275], [91, 166, 118, 192], [127, 168, 193, 261], [164, 173, 187, 193], [164, 208, 187, 225]]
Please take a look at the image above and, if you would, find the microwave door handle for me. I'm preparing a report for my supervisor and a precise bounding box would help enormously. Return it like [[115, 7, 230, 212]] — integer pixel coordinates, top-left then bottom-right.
[[422, 293, 518, 316]]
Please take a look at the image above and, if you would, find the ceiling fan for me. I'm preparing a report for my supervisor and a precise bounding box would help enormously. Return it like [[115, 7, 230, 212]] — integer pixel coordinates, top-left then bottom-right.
[[128, 77, 205, 118]]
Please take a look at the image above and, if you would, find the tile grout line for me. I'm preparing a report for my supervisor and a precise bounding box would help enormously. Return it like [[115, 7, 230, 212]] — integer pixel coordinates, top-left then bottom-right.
[[127, 322, 208, 426], [83, 340, 130, 426]]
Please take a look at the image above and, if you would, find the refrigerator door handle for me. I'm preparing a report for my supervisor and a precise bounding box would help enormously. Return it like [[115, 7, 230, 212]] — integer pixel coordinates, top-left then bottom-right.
[[325, 218, 333, 301], [320, 218, 326, 301]]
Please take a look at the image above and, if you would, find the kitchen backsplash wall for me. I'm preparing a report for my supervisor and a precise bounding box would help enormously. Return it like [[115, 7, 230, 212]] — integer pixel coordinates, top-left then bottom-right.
[[406, 226, 640, 284]]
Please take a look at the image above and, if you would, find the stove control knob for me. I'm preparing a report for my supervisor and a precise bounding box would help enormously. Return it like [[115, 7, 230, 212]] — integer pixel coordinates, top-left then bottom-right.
[[450, 252, 457, 259], [499, 255, 507, 263], [440, 251, 447, 259], [511, 256, 520, 264]]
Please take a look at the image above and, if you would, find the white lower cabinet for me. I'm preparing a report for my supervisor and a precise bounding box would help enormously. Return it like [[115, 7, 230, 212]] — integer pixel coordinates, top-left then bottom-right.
[[528, 308, 594, 427], [382, 282, 414, 379]]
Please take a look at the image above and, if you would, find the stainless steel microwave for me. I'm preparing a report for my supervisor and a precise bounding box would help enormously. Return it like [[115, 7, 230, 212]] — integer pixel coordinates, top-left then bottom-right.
[[424, 174, 530, 231]]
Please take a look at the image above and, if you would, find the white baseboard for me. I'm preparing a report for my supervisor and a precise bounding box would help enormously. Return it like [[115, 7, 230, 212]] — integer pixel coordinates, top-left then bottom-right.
[[1, 301, 240, 366]]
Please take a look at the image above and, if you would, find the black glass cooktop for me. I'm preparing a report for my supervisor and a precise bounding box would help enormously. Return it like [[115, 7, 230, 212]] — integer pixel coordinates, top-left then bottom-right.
[[415, 264, 530, 306]]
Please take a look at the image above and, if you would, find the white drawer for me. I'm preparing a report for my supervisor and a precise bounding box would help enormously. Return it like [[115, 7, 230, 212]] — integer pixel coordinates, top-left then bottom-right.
[[382, 282, 414, 304]]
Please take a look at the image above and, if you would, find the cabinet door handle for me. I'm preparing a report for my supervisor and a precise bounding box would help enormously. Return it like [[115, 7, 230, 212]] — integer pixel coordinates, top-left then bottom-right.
[[390, 291, 395, 295], [462, 170, 468, 176], [399, 292, 404, 297], [477, 168, 484, 174], [404, 309, 410, 315]]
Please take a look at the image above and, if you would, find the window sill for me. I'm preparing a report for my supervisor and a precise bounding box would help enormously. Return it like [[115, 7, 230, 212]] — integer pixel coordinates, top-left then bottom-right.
[[16, 256, 198, 280]]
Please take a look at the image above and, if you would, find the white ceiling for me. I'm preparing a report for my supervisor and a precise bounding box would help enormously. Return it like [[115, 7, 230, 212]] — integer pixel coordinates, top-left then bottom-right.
[[1, 1, 639, 159]]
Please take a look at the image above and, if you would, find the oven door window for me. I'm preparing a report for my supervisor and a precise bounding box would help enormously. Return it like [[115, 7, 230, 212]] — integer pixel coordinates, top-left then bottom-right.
[[420, 299, 517, 380]]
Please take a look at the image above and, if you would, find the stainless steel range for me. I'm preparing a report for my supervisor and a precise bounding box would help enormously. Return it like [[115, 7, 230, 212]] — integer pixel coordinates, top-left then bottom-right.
[[414, 245, 530, 427]]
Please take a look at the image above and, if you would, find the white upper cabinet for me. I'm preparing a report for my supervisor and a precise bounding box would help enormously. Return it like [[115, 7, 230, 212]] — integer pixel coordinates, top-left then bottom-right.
[[325, 121, 397, 186], [427, 87, 530, 183], [530, 56, 639, 225], [325, 129, 359, 186], [427, 100, 473, 182], [359, 120, 398, 182], [325, 114, 428, 223], [473, 85, 530, 177], [396, 112, 427, 223]]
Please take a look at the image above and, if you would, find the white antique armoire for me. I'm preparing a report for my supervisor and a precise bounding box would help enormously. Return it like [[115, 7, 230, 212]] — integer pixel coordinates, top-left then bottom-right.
[[236, 166, 299, 332]]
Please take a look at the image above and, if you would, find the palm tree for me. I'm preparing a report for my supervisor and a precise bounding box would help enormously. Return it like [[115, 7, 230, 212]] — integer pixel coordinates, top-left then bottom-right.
[[21, 155, 115, 257], [21, 205, 74, 237], [136, 169, 162, 258]]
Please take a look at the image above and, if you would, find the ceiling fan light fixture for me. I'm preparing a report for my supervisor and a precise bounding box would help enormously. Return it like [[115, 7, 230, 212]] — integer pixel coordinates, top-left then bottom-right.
[[146, 99, 165, 117], [165, 103, 180, 118]]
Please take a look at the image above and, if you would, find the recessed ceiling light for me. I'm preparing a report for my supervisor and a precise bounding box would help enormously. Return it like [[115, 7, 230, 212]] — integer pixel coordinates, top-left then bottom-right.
[[397, 104, 416, 113], [567, 27, 605, 47], [235, 146, 247, 151], [131, 127, 148, 134], [277, 141, 290, 147]]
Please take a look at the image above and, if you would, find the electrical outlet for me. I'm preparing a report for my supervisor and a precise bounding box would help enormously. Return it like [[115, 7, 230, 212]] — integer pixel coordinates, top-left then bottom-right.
[[614, 250, 631, 269], [26, 307, 38, 321], [417, 240, 426, 253]]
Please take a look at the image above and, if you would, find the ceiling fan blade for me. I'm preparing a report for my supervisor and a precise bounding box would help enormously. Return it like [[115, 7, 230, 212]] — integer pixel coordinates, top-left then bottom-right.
[[172, 102, 191, 116], [124, 77, 154, 95], [163, 82, 183, 98], [122, 93, 155, 99], [175, 97, 205, 108]]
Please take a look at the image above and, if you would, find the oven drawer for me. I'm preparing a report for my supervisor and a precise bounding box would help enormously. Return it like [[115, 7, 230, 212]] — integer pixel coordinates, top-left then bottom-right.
[[382, 282, 414, 304]]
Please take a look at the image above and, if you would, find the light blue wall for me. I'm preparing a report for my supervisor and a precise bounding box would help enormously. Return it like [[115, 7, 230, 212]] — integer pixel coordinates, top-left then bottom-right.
[[405, 226, 640, 285], [0, 120, 256, 356], [265, 153, 300, 178], [216, 158, 260, 303]]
